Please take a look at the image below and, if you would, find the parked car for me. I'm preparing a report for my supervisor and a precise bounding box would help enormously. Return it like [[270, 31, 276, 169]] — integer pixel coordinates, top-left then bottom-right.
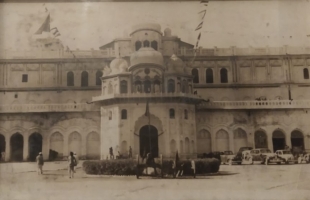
[[241, 150, 254, 164], [220, 151, 235, 165], [231, 147, 253, 165], [249, 148, 274, 164], [264, 150, 295, 165], [296, 150, 310, 164]]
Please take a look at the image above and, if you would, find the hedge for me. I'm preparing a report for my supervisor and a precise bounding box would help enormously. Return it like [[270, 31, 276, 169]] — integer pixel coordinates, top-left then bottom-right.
[[83, 158, 220, 176]]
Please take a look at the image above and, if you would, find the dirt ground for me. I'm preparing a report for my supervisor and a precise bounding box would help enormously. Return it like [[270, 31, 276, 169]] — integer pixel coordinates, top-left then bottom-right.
[[0, 161, 310, 200]]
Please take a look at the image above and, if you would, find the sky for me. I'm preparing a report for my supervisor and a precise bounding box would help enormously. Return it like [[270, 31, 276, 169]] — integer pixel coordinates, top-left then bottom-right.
[[1, 1, 310, 50]]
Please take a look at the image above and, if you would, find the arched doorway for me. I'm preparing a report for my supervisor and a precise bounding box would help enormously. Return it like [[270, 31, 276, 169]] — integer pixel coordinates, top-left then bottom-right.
[[28, 133, 42, 161], [197, 130, 211, 154], [86, 132, 100, 159], [216, 129, 229, 152], [0, 134, 5, 161], [291, 130, 304, 149], [68, 132, 82, 156], [49, 132, 64, 160], [255, 130, 268, 148], [233, 128, 247, 153], [272, 130, 286, 152], [139, 125, 158, 157], [10, 133, 24, 161]]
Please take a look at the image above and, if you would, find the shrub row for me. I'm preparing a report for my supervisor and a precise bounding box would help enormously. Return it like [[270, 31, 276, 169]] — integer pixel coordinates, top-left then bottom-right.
[[83, 158, 220, 176]]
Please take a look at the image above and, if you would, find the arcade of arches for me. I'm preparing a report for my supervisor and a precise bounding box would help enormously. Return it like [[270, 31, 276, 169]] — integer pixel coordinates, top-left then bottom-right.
[[0, 131, 100, 162]]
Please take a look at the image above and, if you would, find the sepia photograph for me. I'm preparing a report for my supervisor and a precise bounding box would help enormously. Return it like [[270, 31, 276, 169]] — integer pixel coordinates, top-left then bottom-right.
[[0, 0, 310, 199]]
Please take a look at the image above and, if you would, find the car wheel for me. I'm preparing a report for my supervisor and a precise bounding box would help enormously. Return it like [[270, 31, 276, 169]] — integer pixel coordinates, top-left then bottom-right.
[[277, 162, 281, 165]]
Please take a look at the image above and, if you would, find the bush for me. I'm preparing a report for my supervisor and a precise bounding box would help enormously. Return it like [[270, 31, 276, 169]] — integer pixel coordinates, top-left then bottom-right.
[[83, 158, 220, 176]]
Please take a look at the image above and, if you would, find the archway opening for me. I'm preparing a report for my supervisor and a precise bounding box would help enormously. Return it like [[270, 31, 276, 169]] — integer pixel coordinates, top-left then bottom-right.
[[139, 125, 158, 157], [86, 132, 100, 159], [216, 130, 229, 152], [68, 132, 82, 157], [272, 130, 285, 152], [291, 130, 304, 149], [254, 131, 267, 148], [0, 134, 5, 161], [49, 132, 64, 160], [28, 133, 42, 162], [10, 133, 24, 162], [233, 128, 247, 153]]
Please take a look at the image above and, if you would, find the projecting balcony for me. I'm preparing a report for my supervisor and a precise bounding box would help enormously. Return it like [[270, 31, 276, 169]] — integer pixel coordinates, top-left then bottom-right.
[[92, 92, 202, 102], [0, 103, 99, 113], [198, 100, 310, 110]]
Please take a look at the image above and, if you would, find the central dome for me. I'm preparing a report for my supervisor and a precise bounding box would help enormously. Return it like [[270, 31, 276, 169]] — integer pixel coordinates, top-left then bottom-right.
[[129, 47, 164, 70]]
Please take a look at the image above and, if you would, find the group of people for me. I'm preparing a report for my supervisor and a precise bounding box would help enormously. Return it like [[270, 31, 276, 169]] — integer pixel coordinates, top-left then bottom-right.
[[109, 146, 133, 160], [35, 151, 79, 178]]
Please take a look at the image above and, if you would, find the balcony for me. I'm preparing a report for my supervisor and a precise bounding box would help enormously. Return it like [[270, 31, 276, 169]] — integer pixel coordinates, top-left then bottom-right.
[[0, 103, 100, 113], [92, 92, 203, 102], [198, 100, 310, 110]]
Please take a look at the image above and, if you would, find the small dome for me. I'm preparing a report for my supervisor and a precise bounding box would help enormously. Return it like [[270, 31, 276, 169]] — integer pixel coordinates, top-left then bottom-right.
[[166, 54, 186, 74], [164, 28, 172, 37], [108, 58, 128, 75], [129, 47, 164, 69], [131, 23, 162, 35]]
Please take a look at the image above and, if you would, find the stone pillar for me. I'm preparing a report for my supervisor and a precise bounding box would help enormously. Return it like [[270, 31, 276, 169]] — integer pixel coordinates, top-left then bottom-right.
[[42, 135, 49, 160], [5, 137, 10, 161], [267, 133, 274, 152], [23, 136, 29, 161], [285, 132, 291, 148], [63, 136, 69, 158], [229, 132, 234, 152], [81, 135, 87, 159]]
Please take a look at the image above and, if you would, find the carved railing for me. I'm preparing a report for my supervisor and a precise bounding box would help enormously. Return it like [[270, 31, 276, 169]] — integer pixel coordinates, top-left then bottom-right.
[[0, 103, 100, 113], [92, 92, 202, 102], [198, 100, 310, 110]]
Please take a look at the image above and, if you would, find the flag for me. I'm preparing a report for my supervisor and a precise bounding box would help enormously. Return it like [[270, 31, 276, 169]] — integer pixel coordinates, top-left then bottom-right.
[[54, 33, 61, 38], [35, 14, 50, 34]]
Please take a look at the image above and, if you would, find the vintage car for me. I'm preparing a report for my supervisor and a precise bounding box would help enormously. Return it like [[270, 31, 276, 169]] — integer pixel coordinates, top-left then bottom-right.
[[264, 150, 295, 165], [296, 150, 310, 164], [241, 150, 254, 164], [231, 147, 253, 165], [250, 148, 274, 164], [220, 151, 235, 165]]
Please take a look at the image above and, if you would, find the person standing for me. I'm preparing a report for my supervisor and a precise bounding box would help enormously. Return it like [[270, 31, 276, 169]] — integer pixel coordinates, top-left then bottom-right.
[[68, 152, 77, 178], [109, 147, 114, 160], [191, 159, 196, 178], [36, 152, 44, 175], [128, 146, 132, 158], [73, 152, 79, 173]]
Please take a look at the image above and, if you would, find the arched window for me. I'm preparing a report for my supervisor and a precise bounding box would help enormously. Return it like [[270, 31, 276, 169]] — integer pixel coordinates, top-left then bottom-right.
[[121, 109, 127, 120], [154, 79, 161, 93], [120, 80, 128, 94], [192, 68, 199, 83], [143, 40, 150, 47], [135, 80, 142, 93], [169, 109, 175, 119], [181, 80, 187, 93], [220, 68, 228, 83], [303, 68, 309, 79], [81, 71, 88, 87], [151, 41, 158, 50], [109, 111, 112, 120], [206, 68, 214, 83], [167, 79, 175, 93], [144, 80, 151, 93], [67, 71, 74, 86], [184, 109, 188, 120], [135, 41, 142, 51], [96, 71, 103, 86]]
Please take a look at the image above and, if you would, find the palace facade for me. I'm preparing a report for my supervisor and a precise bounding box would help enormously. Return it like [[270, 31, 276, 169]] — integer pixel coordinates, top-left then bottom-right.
[[1, 23, 310, 161]]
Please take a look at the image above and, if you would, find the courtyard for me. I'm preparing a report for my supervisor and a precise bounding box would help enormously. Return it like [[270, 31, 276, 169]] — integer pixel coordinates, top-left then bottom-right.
[[1, 161, 310, 200]]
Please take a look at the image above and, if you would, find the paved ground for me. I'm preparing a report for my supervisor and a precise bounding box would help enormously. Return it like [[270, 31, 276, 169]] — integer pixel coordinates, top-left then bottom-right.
[[1, 161, 310, 200]]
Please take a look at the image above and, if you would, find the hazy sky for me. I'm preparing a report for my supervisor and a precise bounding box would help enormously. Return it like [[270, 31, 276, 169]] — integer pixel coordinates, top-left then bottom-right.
[[1, 1, 310, 50]]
